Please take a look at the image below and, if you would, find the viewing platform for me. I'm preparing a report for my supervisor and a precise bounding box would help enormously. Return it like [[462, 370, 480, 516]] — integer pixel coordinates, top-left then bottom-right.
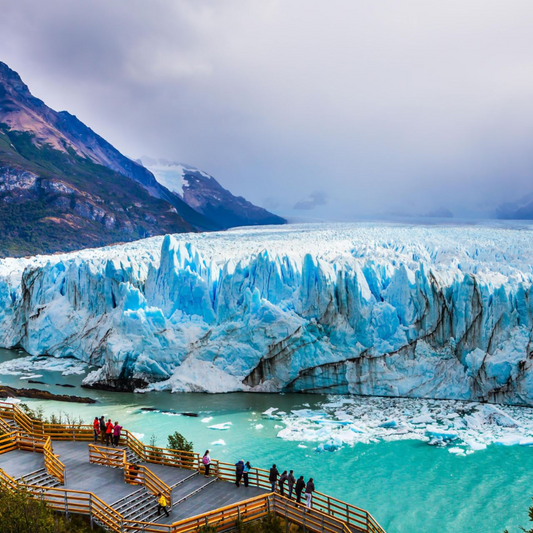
[[0, 401, 385, 533]]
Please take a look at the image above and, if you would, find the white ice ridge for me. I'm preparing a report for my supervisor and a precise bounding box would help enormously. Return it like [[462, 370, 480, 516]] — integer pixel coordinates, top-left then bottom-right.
[[2, 222, 533, 402], [268, 395, 533, 454]]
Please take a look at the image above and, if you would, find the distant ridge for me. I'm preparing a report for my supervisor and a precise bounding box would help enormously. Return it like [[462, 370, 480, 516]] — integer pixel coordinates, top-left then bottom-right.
[[0, 61, 285, 257]]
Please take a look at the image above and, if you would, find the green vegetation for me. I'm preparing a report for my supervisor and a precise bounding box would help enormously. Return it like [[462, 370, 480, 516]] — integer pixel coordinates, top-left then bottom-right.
[[167, 430, 194, 453], [196, 514, 301, 533], [0, 487, 104, 532], [17, 403, 84, 426], [0, 124, 190, 257]]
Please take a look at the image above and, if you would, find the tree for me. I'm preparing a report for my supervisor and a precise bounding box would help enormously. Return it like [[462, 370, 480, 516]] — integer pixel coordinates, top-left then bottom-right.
[[167, 431, 194, 453]]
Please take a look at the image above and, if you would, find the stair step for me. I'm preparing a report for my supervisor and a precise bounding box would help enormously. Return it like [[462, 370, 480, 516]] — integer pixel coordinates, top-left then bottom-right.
[[111, 488, 145, 509], [16, 468, 61, 488], [171, 471, 199, 489], [172, 478, 217, 507]]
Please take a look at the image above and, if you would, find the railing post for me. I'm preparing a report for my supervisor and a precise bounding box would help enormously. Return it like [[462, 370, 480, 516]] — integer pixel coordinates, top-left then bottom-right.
[[64, 492, 69, 519], [89, 493, 94, 529]]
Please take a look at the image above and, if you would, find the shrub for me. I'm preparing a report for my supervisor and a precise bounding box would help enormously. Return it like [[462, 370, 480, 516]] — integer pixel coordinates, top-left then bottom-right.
[[168, 431, 194, 453], [0, 487, 103, 532]]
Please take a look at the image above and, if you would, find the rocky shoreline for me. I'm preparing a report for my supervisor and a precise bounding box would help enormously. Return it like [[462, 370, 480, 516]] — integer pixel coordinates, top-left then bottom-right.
[[0, 385, 96, 404]]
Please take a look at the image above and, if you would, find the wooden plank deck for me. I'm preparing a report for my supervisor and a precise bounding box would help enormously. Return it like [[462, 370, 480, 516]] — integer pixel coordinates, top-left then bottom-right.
[[0, 449, 45, 477], [4, 441, 269, 524], [157, 481, 266, 525]]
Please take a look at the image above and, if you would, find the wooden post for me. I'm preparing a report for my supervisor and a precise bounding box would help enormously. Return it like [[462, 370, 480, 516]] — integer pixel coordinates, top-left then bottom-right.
[[64, 492, 69, 519]]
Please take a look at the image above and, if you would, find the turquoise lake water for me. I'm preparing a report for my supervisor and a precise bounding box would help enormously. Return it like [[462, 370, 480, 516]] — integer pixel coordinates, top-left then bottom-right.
[[0, 348, 530, 533]]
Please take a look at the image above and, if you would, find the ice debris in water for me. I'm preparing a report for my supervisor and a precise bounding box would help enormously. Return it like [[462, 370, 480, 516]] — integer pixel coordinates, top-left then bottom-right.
[[211, 439, 226, 446], [209, 422, 232, 430], [201, 417, 213, 423], [255, 424, 264, 430], [273, 395, 533, 453], [0, 356, 86, 376]]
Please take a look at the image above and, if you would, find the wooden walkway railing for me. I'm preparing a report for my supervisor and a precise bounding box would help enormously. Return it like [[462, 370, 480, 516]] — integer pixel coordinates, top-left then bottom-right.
[[88, 444, 127, 468], [0, 400, 386, 533], [124, 463, 173, 508]]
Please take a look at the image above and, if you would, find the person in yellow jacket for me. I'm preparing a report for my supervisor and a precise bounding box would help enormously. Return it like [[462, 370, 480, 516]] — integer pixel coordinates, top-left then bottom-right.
[[157, 493, 170, 517]]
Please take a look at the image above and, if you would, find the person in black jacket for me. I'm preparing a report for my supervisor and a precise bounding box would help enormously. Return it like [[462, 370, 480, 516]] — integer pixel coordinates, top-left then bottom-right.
[[287, 470, 296, 499], [295, 476, 305, 504], [305, 478, 315, 510], [269, 464, 279, 492], [279, 470, 288, 496], [235, 460, 245, 487]]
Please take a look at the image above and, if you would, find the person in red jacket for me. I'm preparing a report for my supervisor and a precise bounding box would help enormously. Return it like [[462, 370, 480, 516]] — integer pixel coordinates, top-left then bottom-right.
[[105, 419, 114, 446], [93, 417, 100, 443]]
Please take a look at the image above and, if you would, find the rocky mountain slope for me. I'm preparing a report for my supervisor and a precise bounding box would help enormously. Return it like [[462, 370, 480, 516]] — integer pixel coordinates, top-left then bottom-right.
[[141, 157, 286, 229], [1, 223, 533, 405], [0, 61, 284, 256]]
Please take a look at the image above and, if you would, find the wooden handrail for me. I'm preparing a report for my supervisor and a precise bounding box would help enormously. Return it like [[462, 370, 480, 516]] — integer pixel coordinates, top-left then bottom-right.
[[0, 400, 385, 533], [88, 444, 126, 468], [124, 463, 172, 507], [0, 467, 19, 491], [43, 436, 66, 484]]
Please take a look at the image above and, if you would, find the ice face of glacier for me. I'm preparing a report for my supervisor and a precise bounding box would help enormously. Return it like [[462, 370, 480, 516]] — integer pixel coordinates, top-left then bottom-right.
[[1, 222, 533, 404]]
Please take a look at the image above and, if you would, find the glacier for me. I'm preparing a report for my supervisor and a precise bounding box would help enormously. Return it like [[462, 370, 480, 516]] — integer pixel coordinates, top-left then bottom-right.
[[1, 222, 533, 404]]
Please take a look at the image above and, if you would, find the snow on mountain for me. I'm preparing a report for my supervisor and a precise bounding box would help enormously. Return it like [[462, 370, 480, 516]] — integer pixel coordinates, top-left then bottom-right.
[[140, 157, 286, 230], [1, 222, 533, 404]]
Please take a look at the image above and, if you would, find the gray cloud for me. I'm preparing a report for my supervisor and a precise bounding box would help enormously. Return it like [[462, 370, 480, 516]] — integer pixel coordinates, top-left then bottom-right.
[[294, 191, 328, 211], [1, 0, 533, 220]]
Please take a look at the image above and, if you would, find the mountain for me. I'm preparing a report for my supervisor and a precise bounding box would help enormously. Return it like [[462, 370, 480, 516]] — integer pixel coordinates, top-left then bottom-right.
[[496, 192, 533, 220], [0, 61, 284, 257], [140, 157, 286, 229], [1, 223, 532, 405]]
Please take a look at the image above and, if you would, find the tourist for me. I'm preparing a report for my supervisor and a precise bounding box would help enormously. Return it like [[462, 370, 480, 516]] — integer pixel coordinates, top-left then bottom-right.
[[305, 478, 315, 510], [128, 463, 142, 484], [92, 417, 100, 443], [157, 493, 170, 517], [105, 419, 114, 446], [295, 476, 305, 504], [235, 459, 245, 487], [99, 416, 106, 444], [269, 464, 279, 493], [287, 470, 296, 499], [243, 461, 252, 487], [279, 470, 288, 496], [113, 421, 122, 447], [202, 450, 211, 477]]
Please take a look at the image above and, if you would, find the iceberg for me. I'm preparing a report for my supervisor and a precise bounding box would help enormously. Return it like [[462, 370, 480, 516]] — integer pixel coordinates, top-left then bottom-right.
[[1, 222, 533, 404]]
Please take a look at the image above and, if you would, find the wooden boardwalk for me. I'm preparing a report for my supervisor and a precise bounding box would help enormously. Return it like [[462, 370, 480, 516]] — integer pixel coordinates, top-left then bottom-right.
[[0, 401, 386, 533]]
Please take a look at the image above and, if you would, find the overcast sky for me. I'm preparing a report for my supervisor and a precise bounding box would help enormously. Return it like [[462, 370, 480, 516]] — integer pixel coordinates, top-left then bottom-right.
[[1, 0, 533, 220]]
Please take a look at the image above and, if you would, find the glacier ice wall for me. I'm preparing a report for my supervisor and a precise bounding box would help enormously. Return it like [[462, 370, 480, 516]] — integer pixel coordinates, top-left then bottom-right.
[[1, 223, 533, 404]]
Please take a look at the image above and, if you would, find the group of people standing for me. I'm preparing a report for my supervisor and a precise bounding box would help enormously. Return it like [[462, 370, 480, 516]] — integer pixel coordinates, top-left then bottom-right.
[[268, 465, 315, 508], [93, 416, 122, 447], [227, 456, 316, 509]]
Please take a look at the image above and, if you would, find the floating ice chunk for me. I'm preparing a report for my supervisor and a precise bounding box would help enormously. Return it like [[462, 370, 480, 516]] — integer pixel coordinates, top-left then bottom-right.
[[448, 447, 466, 456], [425, 426, 458, 442], [201, 417, 213, 423], [274, 425, 283, 429], [255, 424, 264, 430], [262, 408, 279, 418], [411, 414, 434, 424], [19, 374, 43, 380], [495, 434, 523, 446], [298, 444, 307, 448], [209, 422, 232, 430], [379, 420, 398, 428], [131, 432, 145, 440], [211, 439, 226, 446]]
